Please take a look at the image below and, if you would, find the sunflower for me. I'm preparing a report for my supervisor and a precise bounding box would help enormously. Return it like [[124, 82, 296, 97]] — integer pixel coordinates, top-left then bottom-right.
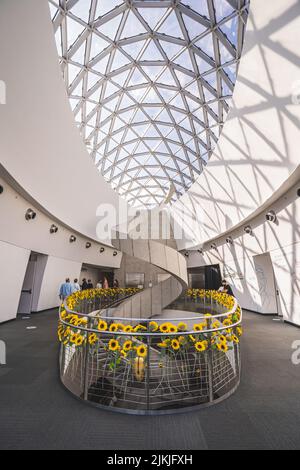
[[178, 336, 186, 345], [89, 333, 97, 345], [97, 320, 108, 332], [109, 323, 118, 332], [159, 323, 170, 334], [232, 335, 239, 344], [75, 335, 85, 347], [124, 325, 133, 333], [218, 335, 227, 344], [171, 339, 180, 351], [193, 323, 204, 332], [169, 324, 178, 333], [223, 318, 232, 327], [177, 322, 187, 332], [134, 324, 147, 332], [70, 334, 78, 344], [136, 344, 147, 358], [158, 341, 168, 348], [217, 342, 228, 353], [116, 323, 125, 331], [149, 321, 159, 332], [189, 335, 196, 342], [123, 340, 133, 351], [120, 350, 127, 359], [108, 339, 120, 352], [237, 327, 243, 337], [195, 341, 206, 352]]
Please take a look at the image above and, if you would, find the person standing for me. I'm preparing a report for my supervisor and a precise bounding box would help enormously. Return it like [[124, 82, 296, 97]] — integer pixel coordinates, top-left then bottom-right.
[[81, 278, 88, 291], [87, 279, 94, 289], [96, 280, 103, 289], [103, 277, 109, 289], [113, 279, 119, 289], [59, 278, 73, 301], [72, 279, 81, 293], [218, 279, 234, 296]]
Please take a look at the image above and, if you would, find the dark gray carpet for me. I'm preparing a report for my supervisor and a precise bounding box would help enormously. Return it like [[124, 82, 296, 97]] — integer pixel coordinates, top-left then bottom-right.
[[0, 310, 299, 450]]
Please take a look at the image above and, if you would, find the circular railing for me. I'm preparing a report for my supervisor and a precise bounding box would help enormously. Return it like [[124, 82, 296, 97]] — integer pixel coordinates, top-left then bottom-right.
[[58, 289, 242, 415]]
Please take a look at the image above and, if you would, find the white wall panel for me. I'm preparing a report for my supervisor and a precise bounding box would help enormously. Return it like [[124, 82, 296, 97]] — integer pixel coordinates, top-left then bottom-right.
[[0, 241, 30, 322]]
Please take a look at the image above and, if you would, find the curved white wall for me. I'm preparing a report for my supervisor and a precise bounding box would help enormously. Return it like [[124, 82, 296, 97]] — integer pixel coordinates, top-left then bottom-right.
[[187, 181, 300, 326], [0, 177, 122, 323], [0, 0, 128, 243], [172, 0, 300, 249]]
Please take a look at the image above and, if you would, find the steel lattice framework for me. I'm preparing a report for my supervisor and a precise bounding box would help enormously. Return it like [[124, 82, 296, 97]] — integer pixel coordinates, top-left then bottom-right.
[[49, 0, 249, 208]]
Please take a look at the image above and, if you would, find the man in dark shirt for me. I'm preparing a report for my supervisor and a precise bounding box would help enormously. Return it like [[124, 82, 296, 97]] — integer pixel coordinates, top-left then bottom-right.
[[218, 280, 234, 296]]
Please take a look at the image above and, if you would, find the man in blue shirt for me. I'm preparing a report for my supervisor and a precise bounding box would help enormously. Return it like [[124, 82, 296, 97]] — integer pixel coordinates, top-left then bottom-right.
[[59, 278, 73, 301]]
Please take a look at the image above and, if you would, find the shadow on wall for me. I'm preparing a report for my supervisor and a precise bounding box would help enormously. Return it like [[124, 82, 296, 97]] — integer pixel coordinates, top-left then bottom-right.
[[172, 0, 300, 245]]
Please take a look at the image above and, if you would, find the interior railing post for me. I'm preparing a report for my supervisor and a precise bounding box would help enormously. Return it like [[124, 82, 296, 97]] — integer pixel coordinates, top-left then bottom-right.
[[146, 336, 151, 411], [83, 317, 91, 401]]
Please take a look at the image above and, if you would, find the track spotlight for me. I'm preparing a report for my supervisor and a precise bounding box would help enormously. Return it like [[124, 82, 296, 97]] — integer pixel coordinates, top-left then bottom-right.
[[211, 243, 217, 250], [113, 251, 118, 257], [226, 236, 233, 245], [184, 252, 189, 258], [266, 210, 277, 223], [25, 209, 37, 221], [50, 224, 58, 234], [100, 247, 105, 254], [86, 242, 92, 249], [69, 235, 77, 243], [0, 185, 4, 194], [244, 225, 253, 235], [197, 249, 204, 255]]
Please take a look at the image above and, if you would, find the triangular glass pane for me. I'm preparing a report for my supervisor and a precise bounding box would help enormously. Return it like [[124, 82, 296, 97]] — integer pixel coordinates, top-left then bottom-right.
[[183, 15, 207, 40], [111, 49, 132, 70], [170, 93, 187, 110], [87, 72, 100, 90], [138, 8, 167, 31], [71, 0, 91, 23], [160, 40, 184, 60], [158, 12, 183, 38], [71, 42, 86, 64], [92, 53, 110, 73], [90, 34, 110, 59], [104, 80, 119, 98], [175, 70, 192, 87], [214, 0, 235, 22], [174, 49, 194, 72], [98, 15, 122, 40], [119, 93, 135, 109], [194, 53, 212, 73], [96, 0, 122, 18], [182, 0, 210, 18], [67, 17, 86, 48], [128, 67, 149, 86], [68, 64, 81, 85], [142, 65, 164, 81], [196, 33, 214, 58], [121, 41, 146, 60], [219, 42, 233, 64], [158, 68, 178, 87], [120, 11, 148, 38], [141, 40, 164, 61], [220, 16, 238, 46]]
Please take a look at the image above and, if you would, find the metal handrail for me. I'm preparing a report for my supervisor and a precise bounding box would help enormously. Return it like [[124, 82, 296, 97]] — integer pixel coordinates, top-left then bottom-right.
[[59, 291, 242, 338]]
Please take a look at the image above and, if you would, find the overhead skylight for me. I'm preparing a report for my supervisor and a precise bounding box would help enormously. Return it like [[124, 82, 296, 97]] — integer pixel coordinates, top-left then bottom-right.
[[49, 0, 250, 208]]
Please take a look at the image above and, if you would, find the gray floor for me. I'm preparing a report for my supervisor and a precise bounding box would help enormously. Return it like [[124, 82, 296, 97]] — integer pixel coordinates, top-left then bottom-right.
[[0, 309, 299, 450]]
